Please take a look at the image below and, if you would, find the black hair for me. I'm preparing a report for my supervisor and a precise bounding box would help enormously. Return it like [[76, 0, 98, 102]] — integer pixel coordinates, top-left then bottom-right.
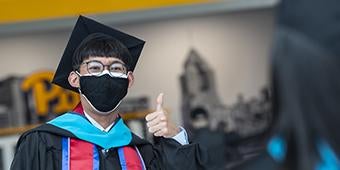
[[72, 33, 131, 70], [190, 107, 208, 120]]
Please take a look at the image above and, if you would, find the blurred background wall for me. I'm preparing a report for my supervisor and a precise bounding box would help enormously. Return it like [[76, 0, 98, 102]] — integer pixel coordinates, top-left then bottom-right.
[[0, 8, 275, 123]]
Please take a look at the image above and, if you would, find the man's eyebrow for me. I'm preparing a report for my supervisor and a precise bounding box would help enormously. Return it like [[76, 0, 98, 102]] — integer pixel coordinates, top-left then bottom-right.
[[83, 59, 101, 63], [111, 60, 125, 65], [83, 59, 125, 65]]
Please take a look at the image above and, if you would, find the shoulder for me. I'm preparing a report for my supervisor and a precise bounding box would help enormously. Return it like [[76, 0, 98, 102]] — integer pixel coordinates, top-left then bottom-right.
[[130, 133, 151, 146], [16, 123, 75, 150], [20, 124, 70, 139], [18, 124, 53, 144]]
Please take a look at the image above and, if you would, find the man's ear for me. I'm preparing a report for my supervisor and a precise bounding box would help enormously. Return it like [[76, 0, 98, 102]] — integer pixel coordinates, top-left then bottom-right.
[[127, 71, 134, 88], [68, 71, 80, 88]]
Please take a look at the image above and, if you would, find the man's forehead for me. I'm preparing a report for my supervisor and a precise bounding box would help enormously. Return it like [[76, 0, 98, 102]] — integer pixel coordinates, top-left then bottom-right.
[[84, 56, 125, 64]]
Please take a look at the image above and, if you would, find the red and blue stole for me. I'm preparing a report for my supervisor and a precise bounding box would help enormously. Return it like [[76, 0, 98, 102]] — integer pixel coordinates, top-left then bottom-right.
[[57, 103, 146, 170], [61, 137, 146, 170]]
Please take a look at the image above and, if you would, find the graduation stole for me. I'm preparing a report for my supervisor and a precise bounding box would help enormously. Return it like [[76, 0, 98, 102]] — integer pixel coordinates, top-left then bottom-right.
[[58, 103, 146, 170], [61, 137, 145, 170]]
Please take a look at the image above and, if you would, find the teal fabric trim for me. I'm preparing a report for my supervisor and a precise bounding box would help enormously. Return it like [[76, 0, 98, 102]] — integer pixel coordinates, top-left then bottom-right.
[[267, 135, 287, 163], [315, 139, 340, 170], [47, 113, 132, 149]]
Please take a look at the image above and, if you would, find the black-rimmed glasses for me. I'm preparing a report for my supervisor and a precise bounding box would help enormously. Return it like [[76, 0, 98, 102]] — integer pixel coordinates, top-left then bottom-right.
[[81, 60, 128, 77]]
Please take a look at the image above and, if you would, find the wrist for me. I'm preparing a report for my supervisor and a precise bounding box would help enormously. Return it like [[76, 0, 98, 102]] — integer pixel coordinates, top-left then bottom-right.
[[165, 125, 181, 138]]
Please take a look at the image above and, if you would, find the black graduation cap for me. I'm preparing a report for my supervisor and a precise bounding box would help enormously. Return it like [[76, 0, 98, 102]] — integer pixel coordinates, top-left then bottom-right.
[[52, 15, 145, 92]]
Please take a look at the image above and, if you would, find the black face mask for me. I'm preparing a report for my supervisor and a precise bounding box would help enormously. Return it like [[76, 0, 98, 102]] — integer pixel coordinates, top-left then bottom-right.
[[79, 74, 129, 114]]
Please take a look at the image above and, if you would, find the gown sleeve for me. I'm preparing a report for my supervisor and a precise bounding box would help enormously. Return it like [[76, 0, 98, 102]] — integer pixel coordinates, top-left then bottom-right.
[[10, 131, 61, 170], [138, 137, 209, 170]]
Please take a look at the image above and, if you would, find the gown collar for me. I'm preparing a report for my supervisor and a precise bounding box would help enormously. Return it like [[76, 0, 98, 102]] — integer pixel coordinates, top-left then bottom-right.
[[47, 112, 132, 149]]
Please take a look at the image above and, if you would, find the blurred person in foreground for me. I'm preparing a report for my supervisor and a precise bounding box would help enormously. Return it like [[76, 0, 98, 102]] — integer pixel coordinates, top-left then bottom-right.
[[235, 0, 340, 169], [11, 16, 206, 170]]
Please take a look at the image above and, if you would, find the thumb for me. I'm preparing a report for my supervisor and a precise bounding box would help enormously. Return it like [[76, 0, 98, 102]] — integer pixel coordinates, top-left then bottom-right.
[[156, 93, 164, 111]]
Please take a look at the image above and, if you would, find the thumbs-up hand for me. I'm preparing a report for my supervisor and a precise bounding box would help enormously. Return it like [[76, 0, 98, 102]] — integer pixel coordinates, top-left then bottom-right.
[[145, 93, 180, 138]]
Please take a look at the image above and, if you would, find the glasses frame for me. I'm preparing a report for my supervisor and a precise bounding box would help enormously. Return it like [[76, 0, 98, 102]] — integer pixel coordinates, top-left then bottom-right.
[[80, 60, 128, 77]]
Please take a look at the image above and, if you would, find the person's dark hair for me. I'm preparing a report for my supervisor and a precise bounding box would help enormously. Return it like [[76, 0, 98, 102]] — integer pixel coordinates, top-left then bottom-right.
[[72, 33, 132, 70], [190, 107, 208, 120]]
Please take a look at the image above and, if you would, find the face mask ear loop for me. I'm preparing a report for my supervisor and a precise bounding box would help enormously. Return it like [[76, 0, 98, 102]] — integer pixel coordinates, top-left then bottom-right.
[[75, 71, 81, 76], [75, 71, 83, 94]]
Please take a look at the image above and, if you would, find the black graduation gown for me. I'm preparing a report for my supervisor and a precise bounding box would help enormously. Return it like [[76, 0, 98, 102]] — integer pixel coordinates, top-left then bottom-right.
[[10, 123, 207, 170]]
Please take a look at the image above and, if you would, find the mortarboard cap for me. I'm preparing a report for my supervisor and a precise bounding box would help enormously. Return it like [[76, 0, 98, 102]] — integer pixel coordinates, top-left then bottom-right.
[[52, 15, 145, 92]]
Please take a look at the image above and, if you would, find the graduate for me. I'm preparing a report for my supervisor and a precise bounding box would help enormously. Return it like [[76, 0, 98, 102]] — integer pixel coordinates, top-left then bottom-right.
[[11, 16, 207, 170], [234, 0, 340, 169]]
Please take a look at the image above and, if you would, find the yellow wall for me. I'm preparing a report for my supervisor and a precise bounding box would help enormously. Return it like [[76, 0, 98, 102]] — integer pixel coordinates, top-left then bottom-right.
[[0, 0, 211, 24]]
